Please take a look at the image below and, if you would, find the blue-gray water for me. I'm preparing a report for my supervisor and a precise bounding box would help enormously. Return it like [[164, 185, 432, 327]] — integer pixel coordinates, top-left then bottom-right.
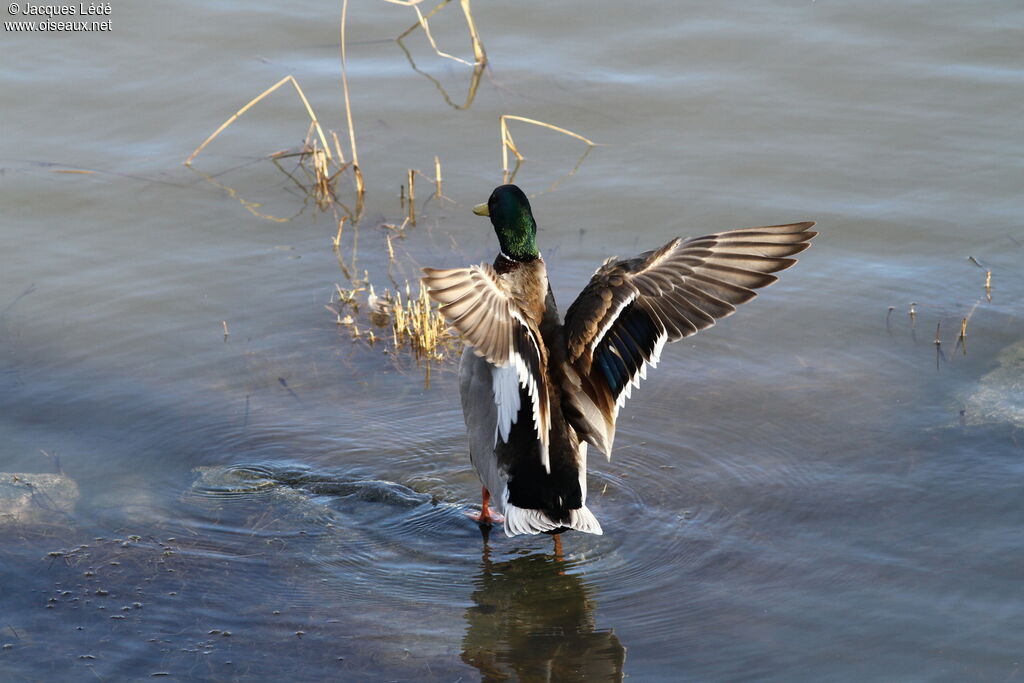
[[2, 1, 1022, 680]]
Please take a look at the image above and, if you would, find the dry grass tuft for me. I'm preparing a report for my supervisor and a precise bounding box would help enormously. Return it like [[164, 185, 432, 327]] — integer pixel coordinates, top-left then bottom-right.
[[390, 282, 457, 360], [329, 278, 457, 363]]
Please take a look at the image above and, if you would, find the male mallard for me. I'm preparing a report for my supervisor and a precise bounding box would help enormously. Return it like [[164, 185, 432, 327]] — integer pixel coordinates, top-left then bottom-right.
[[423, 185, 815, 537]]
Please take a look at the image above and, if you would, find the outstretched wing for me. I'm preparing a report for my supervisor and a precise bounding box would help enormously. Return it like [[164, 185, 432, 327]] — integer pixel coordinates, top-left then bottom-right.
[[422, 264, 552, 471], [562, 222, 817, 457]]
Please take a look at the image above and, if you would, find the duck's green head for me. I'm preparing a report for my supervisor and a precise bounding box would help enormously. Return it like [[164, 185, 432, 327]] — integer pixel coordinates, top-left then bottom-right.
[[473, 184, 539, 261]]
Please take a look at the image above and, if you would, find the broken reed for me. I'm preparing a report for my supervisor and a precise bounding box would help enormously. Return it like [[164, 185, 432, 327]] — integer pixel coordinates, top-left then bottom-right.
[[185, 0, 367, 217], [185, 75, 332, 166], [185, 74, 359, 220], [499, 115, 596, 184], [390, 0, 487, 67], [400, 159, 448, 225]]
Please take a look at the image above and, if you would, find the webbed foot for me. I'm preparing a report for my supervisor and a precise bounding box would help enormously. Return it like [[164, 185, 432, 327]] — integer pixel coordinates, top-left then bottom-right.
[[465, 509, 505, 525], [466, 486, 504, 525]]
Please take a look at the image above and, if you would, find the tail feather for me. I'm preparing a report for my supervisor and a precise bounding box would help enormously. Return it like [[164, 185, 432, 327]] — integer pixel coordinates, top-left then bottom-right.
[[568, 505, 604, 535], [503, 504, 604, 537]]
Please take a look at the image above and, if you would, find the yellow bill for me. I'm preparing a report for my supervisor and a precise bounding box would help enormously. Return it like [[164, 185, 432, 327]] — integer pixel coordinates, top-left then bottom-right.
[[472, 202, 489, 216]]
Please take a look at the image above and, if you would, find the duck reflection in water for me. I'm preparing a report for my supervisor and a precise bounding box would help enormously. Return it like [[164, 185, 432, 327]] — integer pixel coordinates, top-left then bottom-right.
[[461, 528, 626, 682]]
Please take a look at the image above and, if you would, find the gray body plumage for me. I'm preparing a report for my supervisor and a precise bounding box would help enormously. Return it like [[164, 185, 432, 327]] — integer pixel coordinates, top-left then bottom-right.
[[459, 347, 506, 511]]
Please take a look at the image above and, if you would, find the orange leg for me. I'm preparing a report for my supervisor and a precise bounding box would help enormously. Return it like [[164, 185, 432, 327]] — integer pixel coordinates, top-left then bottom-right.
[[465, 486, 505, 525], [553, 533, 564, 563]]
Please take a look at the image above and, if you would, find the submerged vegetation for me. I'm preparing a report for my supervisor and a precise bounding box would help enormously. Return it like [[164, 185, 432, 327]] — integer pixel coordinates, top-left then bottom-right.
[[887, 254, 999, 370], [183, 0, 598, 374]]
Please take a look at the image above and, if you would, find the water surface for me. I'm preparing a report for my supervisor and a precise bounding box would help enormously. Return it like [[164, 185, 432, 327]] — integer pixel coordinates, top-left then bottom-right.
[[2, 1, 1022, 680]]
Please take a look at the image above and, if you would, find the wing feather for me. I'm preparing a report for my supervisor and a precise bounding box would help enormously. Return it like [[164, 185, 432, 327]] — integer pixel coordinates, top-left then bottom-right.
[[562, 221, 816, 457], [422, 264, 552, 471]]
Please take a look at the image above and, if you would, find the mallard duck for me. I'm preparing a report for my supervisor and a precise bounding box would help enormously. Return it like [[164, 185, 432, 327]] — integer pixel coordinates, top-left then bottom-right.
[[422, 185, 815, 537]]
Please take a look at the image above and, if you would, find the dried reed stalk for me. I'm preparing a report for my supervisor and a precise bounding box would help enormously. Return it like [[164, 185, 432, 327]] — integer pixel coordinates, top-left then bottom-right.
[[397, 0, 448, 38], [340, 0, 365, 203], [331, 130, 347, 165], [460, 0, 486, 64], [407, 168, 416, 224], [968, 256, 993, 301], [186, 166, 294, 223], [185, 75, 333, 166], [396, 39, 485, 110], [499, 115, 596, 183], [388, 0, 486, 66], [332, 217, 346, 249]]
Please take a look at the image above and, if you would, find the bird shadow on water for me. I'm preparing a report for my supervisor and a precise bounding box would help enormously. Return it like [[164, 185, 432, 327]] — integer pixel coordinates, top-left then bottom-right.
[[461, 527, 626, 683]]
